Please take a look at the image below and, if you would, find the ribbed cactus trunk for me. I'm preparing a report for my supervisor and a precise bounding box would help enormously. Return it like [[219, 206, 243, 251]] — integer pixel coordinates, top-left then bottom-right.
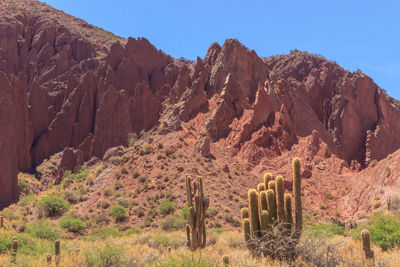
[[284, 193, 293, 231], [55, 239, 60, 265], [266, 189, 277, 224], [11, 237, 18, 264], [258, 191, 268, 217], [243, 218, 251, 248], [263, 173, 273, 189], [248, 189, 261, 238], [275, 176, 285, 223], [185, 176, 209, 250], [361, 230, 374, 259], [293, 157, 302, 236]]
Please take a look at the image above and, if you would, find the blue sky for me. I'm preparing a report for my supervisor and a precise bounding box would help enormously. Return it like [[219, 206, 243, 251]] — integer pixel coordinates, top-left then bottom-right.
[[42, 0, 400, 100]]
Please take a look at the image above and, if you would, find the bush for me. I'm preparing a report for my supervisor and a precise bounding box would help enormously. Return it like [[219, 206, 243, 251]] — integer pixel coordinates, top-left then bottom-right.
[[109, 205, 127, 222], [115, 197, 131, 208], [159, 201, 176, 214], [180, 206, 189, 219], [103, 188, 114, 197], [146, 208, 157, 221], [367, 211, 400, 251], [0, 229, 12, 253], [85, 243, 124, 267], [109, 156, 123, 165], [63, 190, 80, 204], [140, 143, 153, 155], [37, 195, 70, 217], [59, 216, 86, 232], [26, 220, 60, 240], [134, 207, 145, 217], [61, 167, 89, 188], [160, 215, 186, 231]]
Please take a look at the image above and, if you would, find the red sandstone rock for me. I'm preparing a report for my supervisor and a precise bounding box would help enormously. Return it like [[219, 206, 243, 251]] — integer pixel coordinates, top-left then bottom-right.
[[1, 0, 400, 212]]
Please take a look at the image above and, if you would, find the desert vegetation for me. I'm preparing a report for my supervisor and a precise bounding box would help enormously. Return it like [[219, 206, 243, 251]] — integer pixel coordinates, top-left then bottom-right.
[[1, 158, 400, 266]]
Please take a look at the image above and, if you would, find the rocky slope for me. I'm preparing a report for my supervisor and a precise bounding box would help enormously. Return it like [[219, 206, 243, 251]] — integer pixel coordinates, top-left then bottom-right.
[[1, 0, 400, 223]]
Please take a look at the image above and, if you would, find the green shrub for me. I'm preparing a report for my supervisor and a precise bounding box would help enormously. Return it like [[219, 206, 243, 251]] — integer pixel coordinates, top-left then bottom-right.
[[61, 167, 89, 188], [0, 230, 12, 253], [59, 216, 86, 232], [26, 220, 60, 240], [180, 206, 189, 219], [103, 188, 114, 197], [160, 215, 186, 231], [115, 197, 131, 208], [63, 190, 80, 204], [140, 143, 153, 155], [305, 223, 345, 237], [18, 176, 29, 194], [37, 195, 70, 217], [134, 207, 145, 217], [159, 201, 176, 215], [109, 156, 123, 165], [85, 243, 124, 266], [109, 205, 127, 222], [212, 228, 225, 234], [47, 164, 58, 171], [367, 211, 400, 250]]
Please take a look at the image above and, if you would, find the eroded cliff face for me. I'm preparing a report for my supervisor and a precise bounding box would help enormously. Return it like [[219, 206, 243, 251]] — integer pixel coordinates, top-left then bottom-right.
[[1, 0, 400, 208]]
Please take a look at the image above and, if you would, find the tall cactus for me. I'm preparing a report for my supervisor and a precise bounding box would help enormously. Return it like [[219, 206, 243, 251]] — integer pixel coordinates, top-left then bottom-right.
[[55, 239, 60, 265], [11, 237, 18, 264], [0, 216, 3, 228], [248, 189, 260, 238], [293, 157, 302, 235], [259, 191, 268, 213], [260, 210, 269, 233], [275, 176, 285, 223], [266, 189, 277, 223], [241, 207, 249, 220], [263, 172, 273, 189], [185, 176, 209, 250], [267, 180, 276, 196], [361, 230, 374, 259], [240, 157, 304, 259], [284, 194, 293, 231], [243, 218, 251, 247]]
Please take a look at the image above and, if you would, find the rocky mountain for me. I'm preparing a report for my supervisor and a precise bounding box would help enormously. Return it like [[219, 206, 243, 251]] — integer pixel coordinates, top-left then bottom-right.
[[1, 0, 400, 222]]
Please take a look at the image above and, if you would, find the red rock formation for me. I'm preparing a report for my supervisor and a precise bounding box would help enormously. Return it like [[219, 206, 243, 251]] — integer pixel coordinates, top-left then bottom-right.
[[1, 0, 400, 210]]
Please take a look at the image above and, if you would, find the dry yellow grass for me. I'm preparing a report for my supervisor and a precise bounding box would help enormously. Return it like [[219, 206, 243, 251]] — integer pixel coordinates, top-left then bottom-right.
[[0, 230, 398, 267]]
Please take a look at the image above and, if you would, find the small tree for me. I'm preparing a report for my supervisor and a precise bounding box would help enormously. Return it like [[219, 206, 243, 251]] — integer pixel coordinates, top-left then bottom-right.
[[38, 196, 70, 217], [110, 205, 127, 222]]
